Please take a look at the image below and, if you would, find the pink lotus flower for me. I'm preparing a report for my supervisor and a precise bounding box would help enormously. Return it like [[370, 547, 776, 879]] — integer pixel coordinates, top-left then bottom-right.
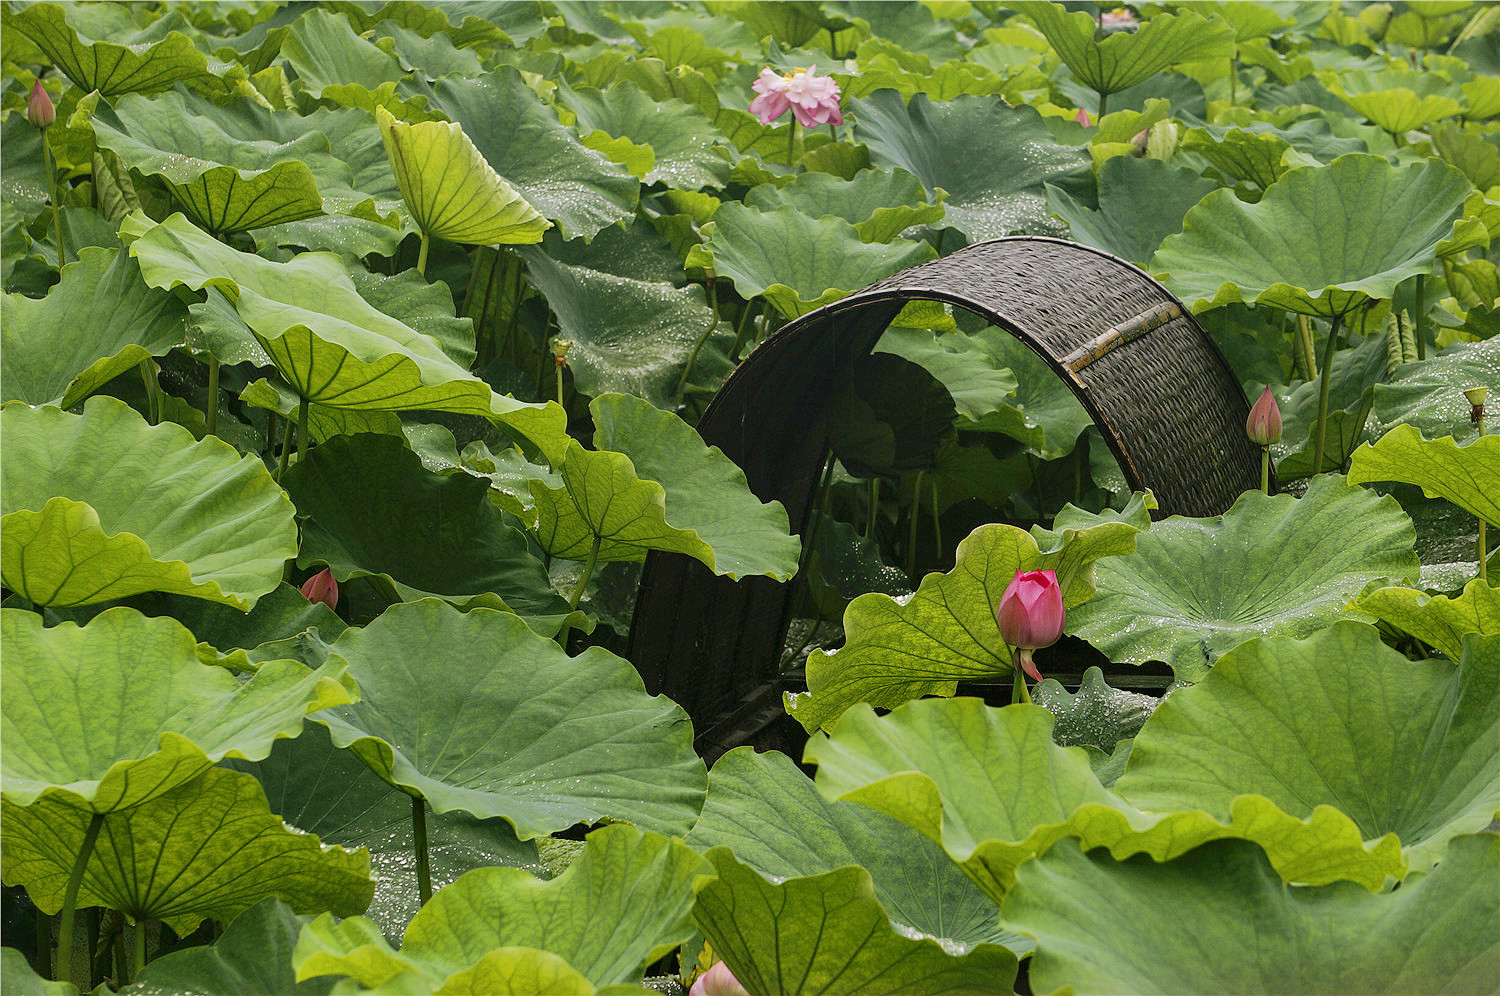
[[1246, 387, 1283, 446], [27, 79, 53, 129], [1100, 7, 1139, 32], [997, 569, 1065, 682], [750, 66, 843, 127], [1073, 107, 1092, 127], [299, 568, 338, 611], [689, 961, 749, 996]]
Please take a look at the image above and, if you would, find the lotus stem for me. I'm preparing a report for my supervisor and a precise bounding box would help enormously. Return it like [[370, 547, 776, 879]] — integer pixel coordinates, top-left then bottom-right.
[[1096, 91, 1108, 118], [1414, 274, 1427, 360], [1311, 314, 1343, 475], [556, 361, 564, 405], [297, 395, 310, 466], [906, 470, 924, 578], [416, 231, 432, 277], [787, 119, 797, 167], [569, 532, 602, 611], [412, 794, 432, 906], [730, 299, 760, 362], [1478, 413, 1489, 583], [204, 356, 219, 437], [55, 811, 104, 985], [1010, 652, 1032, 705], [275, 413, 293, 484], [43, 138, 70, 266], [1294, 314, 1317, 381], [677, 280, 719, 394], [34, 906, 50, 978], [930, 474, 942, 555], [1261, 446, 1271, 495], [865, 477, 878, 539], [138, 360, 159, 425], [126, 918, 145, 983]]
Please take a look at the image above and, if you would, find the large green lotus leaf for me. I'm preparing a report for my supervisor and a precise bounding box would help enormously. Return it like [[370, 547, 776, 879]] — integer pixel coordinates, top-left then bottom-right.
[[229, 721, 542, 942], [2, 766, 373, 937], [1348, 425, 1500, 528], [1155, 155, 1477, 318], [789, 498, 1153, 733], [853, 90, 1088, 241], [1011, 2, 1233, 100], [685, 747, 1018, 952], [421, 70, 637, 241], [313, 599, 706, 838], [807, 699, 1407, 903], [1117, 623, 1500, 871], [1368, 337, 1499, 441], [1319, 67, 1464, 134], [376, 106, 548, 246], [86, 95, 322, 233], [0, 397, 297, 609], [1005, 834, 1500, 995], [529, 394, 801, 581], [1068, 475, 1420, 681], [283, 434, 573, 628], [295, 825, 708, 990], [1, 247, 188, 408], [279, 7, 404, 100], [564, 81, 731, 191], [517, 249, 714, 409], [1351, 579, 1500, 662], [123, 212, 568, 463], [695, 203, 934, 319], [744, 168, 946, 244], [122, 899, 333, 996], [1045, 156, 1218, 267], [1, 607, 355, 812], [694, 849, 1019, 996], [1, 947, 73, 995], [872, 328, 1018, 423], [829, 351, 956, 479], [7, 2, 228, 96], [952, 326, 1094, 459]]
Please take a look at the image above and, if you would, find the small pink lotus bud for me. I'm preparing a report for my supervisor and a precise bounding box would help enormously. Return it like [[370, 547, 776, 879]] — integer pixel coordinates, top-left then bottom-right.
[[1130, 129, 1149, 156], [1073, 107, 1092, 127], [689, 961, 749, 996], [27, 79, 54, 129], [997, 569, 1065, 682], [1246, 387, 1282, 446], [299, 568, 338, 610]]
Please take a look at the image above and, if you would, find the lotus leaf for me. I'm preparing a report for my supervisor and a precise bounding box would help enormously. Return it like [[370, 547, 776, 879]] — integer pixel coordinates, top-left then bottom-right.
[[872, 328, 1018, 424], [1045, 156, 1218, 266], [692, 203, 934, 318], [744, 168, 946, 244], [685, 747, 1018, 951], [807, 699, 1408, 903], [693, 849, 1019, 995], [1367, 337, 1499, 440], [122, 899, 333, 996], [283, 433, 574, 628], [1319, 67, 1464, 135], [1069, 475, 1420, 680], [853, 90, 1089, 241], [1350, 579, 1500, 661], [421, 70, 638, 241], [1, 607, 355, 812], [295, 825, 708, 990], [122, 212, 568, 463], [1347, 425, 1500, 527], [1, 948, 73, 995], [525, 393, 801, 581], [1, 397, 297, 609], [279, 8, 404, 101], [8, 2, 228, 96], [564, 81, 732, 190], [1155, 154, 1477, 319], [1, 247, 188, 408], [1011, 3, 1233, 108], [312, 599, 706, 838], [952, 325, 1095, 459], [1003, 834, 1500, 995], [829, 352, 956, 479], [789, 497, 1154, 732], [376, 106, 548, 247], [1031, 666, 1158, 755]]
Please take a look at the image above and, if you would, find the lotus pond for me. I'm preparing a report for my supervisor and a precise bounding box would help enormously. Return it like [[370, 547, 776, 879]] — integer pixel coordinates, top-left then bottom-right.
[[1, 1, 1498, 994]]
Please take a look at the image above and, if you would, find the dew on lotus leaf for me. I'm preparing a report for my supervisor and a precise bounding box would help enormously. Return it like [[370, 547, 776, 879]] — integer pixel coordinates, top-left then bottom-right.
[[890, 920, 971, 956]]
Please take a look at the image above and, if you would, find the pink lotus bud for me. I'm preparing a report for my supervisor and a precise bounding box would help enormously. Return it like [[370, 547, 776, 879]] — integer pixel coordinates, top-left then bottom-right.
[[1073, 107, 1092, 127], [27, 79, 54, 129], [299, 568, 339, 610], [1246, 387, 1282, 446], [689, 962, 749, 996], [1130, 129, 1149, 156]]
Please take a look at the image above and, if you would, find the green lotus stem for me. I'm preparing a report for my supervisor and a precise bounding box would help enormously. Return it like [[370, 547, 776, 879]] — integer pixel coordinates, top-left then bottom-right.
[[1096, 91, 1108, 118], [569, 532, 602, 611], [275, 413, 293, 484], [138, 360, 159, 425], [865, 477, 878, 539], [930, 474, 942, 555], [55, 811, 104, 985], [1414, 274, 1427, 361], [556, 361, 564, 405], [677, 299, 720, 395], [906, 470, 925, 578], [1294, 314, 1317, 381], [416, 231, 431, 277], [34, 906, 50, 978], [1478, 414, 1489, 583], [1010, 653, 1032, 705], [787, 119, 797, 166], [730, 298, 760, 362], [126, 918, 144, 983], [43, 138, 70, 266], [1311, 314, 1343, 475], [412, 794, 432, 906], [297, 395, 310, 466], [204, 356, 220, 437], [1261, 446, 1271, 495]]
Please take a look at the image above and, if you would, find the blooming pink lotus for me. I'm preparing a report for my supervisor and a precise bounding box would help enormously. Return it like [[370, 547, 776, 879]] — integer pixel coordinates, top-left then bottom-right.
[[997, 569, 1065, 683], [1246, 387, 1283, 446], [689, 961, 749, 996], [750, 65, 843, 127], [299, 568, 339, 611]]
